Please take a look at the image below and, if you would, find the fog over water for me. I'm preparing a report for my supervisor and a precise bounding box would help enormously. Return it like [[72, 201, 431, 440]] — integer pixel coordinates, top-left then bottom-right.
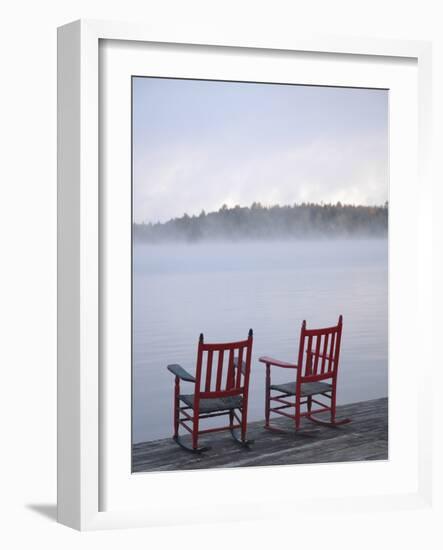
[[132, 238, 388, 444]]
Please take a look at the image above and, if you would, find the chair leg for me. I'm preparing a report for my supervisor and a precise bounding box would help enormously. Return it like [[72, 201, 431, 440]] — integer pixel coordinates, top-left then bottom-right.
[[171, 394, 211, 453], [307, 396, 312, 418], [295, 395, 301, 430], [241, 404, 247, 442], [265, 365, 271, 428], [173, 377, 179, 438], [264, 389, 304, 434], [172, 407, 211, 453], [192, 413, 199, 451], [331, 388, 337, 422], [241, 403, 253, 445], [230, 408, 253, 448], [306, 391, 351, 427]]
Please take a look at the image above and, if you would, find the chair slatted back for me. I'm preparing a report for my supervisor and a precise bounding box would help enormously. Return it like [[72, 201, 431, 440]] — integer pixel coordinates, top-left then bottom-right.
[[297, 316, 343, 383], [195, 330, 253, 399]]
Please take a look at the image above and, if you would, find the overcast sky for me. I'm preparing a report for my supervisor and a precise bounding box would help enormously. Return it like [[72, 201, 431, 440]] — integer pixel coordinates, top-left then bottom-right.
[[133, 77, 388, 224]]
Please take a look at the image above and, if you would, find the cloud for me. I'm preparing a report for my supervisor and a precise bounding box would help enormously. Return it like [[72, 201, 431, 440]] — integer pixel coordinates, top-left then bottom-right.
[[132, 79, 388, 222], [133, 132, 388, 223]]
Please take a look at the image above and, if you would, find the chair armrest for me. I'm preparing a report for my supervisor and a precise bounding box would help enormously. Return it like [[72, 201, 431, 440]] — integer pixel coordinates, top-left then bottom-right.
[[259, 356, 298, 369], [167, 364, 196, 382], [233, 357, 247, 376]]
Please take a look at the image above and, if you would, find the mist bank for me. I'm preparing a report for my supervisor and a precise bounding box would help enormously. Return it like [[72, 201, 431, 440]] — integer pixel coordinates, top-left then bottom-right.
[[134, 202, 388, 244]]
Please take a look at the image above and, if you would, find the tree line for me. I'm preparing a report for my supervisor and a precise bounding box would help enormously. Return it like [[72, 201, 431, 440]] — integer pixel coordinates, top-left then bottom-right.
[[133, 201, 388, 243]]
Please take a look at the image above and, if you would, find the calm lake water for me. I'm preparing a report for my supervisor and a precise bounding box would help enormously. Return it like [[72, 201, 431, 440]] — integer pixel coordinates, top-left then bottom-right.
[[133, 239, 388, 443]]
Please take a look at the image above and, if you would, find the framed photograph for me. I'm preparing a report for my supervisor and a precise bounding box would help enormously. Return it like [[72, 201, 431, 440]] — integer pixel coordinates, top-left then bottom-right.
[[131, 76, 389, 469], [57, 20, 433, 530]]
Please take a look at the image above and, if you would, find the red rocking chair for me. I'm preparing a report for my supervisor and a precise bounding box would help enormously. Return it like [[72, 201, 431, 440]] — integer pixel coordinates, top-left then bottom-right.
[[259, 316, 350, 432], [167, 330, 253, 453]]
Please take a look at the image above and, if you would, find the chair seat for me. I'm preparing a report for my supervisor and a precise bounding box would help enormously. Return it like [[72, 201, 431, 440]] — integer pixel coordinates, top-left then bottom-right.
[[270, 381, 332, 396], [180, 394, 243, 413]]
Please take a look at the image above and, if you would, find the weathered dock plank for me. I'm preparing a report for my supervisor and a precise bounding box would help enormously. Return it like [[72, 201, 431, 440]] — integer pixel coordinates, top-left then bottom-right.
[[132, 397, 388, 473]]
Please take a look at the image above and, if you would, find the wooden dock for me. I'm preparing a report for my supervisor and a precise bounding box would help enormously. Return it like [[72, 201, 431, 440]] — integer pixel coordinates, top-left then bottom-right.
[[132, 397, 388, 473]]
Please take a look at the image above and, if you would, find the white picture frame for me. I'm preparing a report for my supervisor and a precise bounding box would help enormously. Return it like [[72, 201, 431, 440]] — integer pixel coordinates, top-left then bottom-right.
[[57, 19, 433, 531]]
